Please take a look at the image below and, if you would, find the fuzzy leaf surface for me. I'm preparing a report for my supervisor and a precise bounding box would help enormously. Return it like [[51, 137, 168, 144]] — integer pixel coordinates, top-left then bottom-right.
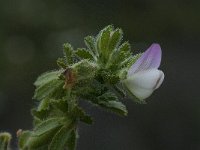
[[75, 48, 94, 60], [34, 79, 64, 101], [49, 126, 73, 150], [34, 70, 63, 87], [32, 118, 64, 137]]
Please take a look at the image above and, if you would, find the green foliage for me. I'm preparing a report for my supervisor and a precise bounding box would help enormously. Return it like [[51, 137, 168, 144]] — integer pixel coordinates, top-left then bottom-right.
[[0, 132, 11, 150], [18, 131, 32, 149], [75, 80, 127, 116], [66, 129, 78, 150], [49, 125, 74, 150], [25, 128, 59, 149], [34, 70, 63, 87], [72, 106, 93, 124], [71, 60, 98, 83], [75, 48, 94, 60], [32, 118, 65, 137], [63, 43, 74, 65], [84, 36, 97, 58], [97, 92, 127, 116], [34, 79, 64, 100], [16, 25, 142, 150], [33, 70, 65, 101]]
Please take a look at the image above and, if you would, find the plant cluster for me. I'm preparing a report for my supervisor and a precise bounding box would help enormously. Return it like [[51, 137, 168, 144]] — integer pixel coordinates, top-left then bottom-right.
[[0, 25, 164, 150]]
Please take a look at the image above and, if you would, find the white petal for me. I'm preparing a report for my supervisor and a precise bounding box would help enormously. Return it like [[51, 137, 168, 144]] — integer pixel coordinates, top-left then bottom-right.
[[124, 69, 164, 100], [155, 71, 164, 89]]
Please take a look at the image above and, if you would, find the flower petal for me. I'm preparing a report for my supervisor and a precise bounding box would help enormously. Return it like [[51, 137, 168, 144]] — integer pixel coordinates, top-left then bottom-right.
[[124, 69, 164, 100], [128, 43, 162, 76], [155, 71, 164, 89]]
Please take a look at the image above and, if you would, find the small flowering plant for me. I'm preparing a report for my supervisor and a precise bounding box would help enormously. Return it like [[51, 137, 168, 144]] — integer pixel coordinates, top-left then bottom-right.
[[0, 25, 164, 150]]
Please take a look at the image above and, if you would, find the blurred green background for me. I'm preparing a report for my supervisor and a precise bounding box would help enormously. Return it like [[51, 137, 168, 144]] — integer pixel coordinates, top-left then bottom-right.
[[0, 0, 200, 149]]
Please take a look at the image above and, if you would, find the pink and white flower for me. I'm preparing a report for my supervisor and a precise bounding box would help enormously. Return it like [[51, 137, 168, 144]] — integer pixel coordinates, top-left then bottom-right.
[[123, 43, 164, 100]]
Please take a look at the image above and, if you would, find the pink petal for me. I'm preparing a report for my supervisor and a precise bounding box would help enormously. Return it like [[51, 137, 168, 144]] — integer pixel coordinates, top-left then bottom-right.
[[128, 43, 162, 76]]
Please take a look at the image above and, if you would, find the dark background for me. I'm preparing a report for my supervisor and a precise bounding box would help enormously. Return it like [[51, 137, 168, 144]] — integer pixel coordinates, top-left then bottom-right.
[[0, 0, 200, 149]]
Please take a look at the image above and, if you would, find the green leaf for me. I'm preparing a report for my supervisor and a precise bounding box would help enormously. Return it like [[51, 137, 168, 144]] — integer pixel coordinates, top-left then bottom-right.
[[72, 60, 97, 83], [33, 118, 64, 137], [33, 116, 43, 127], [67, 129, 78, 150], [30, 144, 49, 150], [33, 79, 64, 101], [117, 42, 132, 62], [98, 91, 118, 101], [75, 80, 106, 99], [123, 53, 142, 68], [98, 100, 128, 116], [80, 114, 93, 124], [96, 25, 113, 62], [37, 98, 50, 111], [34, 70, 63, 87], [108, 28, 123, 52], [57, 58, 67, 69], [49, 125, 74, 150], [97, 92, 128, 116], [50, 98, 69, 113], [31, 108, 50, 121], [72, 106, 93, 124], [79, 82, 128, 116], [26, 128, 60, 149], [100, 69, 120, 84], [84, 36, 97, 56], [63, 43, 74, 64], [109, 41, 132, 69], [18, 131, 32, 149], [0, 132, 11, 150], [75, 48, 94, 60]]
